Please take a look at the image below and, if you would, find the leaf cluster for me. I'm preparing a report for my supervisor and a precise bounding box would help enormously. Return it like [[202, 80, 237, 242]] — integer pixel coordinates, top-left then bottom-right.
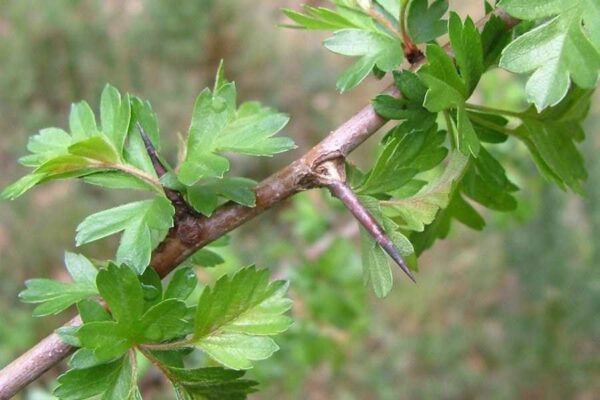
[[351, 8, 591, 297], [46, 264, 291, 399], [283, 0, 449, 91], [3, 65, 294, 272]]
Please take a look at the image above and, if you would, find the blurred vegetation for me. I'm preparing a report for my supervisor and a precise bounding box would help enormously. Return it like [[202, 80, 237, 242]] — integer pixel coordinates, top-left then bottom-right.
[[1, 1, 599, 399]]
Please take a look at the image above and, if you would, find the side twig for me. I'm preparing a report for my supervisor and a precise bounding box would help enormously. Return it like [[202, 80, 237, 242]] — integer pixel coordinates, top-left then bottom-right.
[[0, 9, 519, 399]]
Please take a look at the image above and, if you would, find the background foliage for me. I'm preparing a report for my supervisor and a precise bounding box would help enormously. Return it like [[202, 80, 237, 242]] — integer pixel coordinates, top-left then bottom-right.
[[1, 0, 600, 398]]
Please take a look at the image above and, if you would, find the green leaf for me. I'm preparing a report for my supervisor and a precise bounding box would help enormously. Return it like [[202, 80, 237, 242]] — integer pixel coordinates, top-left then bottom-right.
[[96, 263, 144, 327], [372, 70, 437, 132], [57, 326, 82, 347], [2, 87, 154, 199], [192, 267, 292, 369], [382, 151, 469, 232], [372, 95, 436, 132], [418, 44, 481, 156], [167, 367, 258, 400], [410, 190, 484, 255], [419, 45, 466, 110], [324, 29, 403, 92], [187, 248, 226, 268], [130, 97, 161, 150], [178, 69, 293, 186], [79, 264, 190, 361], [54, 358, 123, 400], [18, 128, 72, 167], [103, 354, 139, 400], [34, 154, 96, 175], [83, 171, 155, 191], [357, 195, 415, 297], [76, 197, 175, 273], [448, 12, 484, 95], [69, 101, 98, 141], [357, 125, 447, 195], [469, 112, 509, 143], [78, 299, 111, 323], [68, 135, 120, 164], [216, 102, 293, 156], [69, 348, 106, 370], [196, 334, 279, 371], [139, 299, 190, 342], [393, 70, 428, 103], [64, 252, 99, 286], [481, 12, 513, 69], [407, 0, 448, 44], [360, 228, 393, 298], [78, 321, 132, 361], [454, 105, 481, 156], [19, 252, 98, 316], [187, 177, 256, 216], [507, 87, 590, 191], [1, 173, 46, 200], [499, 1, 600, 110], [461, 146, 518, 211], [518, 118, 587, 192], [101, 84, 131, 155], [164, 267, 198, 301], [282, 6, 357, 30]]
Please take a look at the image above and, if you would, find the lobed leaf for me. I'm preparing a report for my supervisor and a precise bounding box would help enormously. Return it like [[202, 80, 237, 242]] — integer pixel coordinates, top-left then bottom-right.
[[19, 252, 98, 317], [499, 0, 600, 110], [76, 197, 175, 273], [192, 267, 292, 369], [407, 0, 448, 44]]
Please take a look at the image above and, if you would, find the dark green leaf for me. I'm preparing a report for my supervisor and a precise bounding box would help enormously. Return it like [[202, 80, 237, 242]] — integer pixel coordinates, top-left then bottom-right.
[[187, 177, 256, 216], [165, 267, 198, 301], [54, 358, 123, 400], [168, 367, 258, 400], [407, 0, 448, 44], [448, 12, 484, 95]]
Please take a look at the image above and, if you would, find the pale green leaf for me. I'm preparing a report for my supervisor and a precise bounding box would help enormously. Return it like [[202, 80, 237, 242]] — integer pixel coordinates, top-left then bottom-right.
[[192, 267, 292, 369], [76, 197, 175, 273], [499, 1, 600, 110], [101, 84, 131, 155], [324, 29, 403, 91], [196, 334, 279, 370]]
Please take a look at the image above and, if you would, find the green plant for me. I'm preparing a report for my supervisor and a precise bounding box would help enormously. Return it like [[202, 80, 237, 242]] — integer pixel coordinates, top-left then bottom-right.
[[1, 1, 599, 398]]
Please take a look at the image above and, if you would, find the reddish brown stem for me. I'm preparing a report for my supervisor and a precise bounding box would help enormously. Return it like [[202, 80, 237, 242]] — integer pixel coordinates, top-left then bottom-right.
[[0, 10, 519, 399]]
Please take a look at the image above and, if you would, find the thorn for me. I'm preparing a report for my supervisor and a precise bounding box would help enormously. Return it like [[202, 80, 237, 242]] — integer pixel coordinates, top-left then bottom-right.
[[320, 163, 417, 283], [136, 123, 166, 177], [136, 123, 197, 217], [378, 239, 417, 283]]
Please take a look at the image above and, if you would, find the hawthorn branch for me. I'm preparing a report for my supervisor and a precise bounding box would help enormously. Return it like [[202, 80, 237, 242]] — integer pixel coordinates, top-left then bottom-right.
[[0, 9, 519, 399]]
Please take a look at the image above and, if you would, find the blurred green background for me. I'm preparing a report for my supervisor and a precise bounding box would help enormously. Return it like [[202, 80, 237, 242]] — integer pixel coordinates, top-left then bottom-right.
[[1, 1, 600, 399]]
